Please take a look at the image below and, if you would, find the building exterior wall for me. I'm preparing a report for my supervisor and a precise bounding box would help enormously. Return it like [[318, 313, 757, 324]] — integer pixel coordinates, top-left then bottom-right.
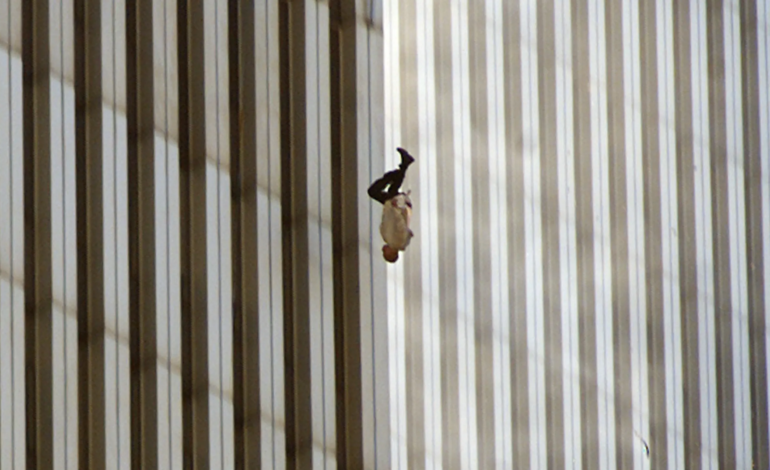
[[385, 0, 770, 469], [0, 0, 389, 469], [3, 0, 770, 469]]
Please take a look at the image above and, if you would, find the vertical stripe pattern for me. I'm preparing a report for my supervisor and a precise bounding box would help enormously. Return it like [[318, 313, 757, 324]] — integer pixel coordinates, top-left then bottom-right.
[[2, 1, 770, 469], [384, 1, 770, 468], [624, 0, 650, 464]]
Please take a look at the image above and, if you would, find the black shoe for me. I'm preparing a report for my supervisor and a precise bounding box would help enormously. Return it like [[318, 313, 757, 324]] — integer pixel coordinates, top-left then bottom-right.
[[397, 147, 415, 168]]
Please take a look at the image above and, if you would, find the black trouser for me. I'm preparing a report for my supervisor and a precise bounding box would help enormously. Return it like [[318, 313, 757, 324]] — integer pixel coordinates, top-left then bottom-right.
[[368, 168, 407, 205]]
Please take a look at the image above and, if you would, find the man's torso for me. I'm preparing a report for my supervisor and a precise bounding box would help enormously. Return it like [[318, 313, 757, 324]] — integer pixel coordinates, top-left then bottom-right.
[[380, 193, 413, 251]]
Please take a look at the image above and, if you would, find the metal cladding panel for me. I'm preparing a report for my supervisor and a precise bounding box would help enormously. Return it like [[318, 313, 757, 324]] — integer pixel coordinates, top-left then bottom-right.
[[385, 0, 770, 468], [2, 0, 770, 469]]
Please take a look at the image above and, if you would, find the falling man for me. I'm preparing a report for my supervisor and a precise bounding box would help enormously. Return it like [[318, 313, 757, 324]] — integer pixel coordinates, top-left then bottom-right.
[[367, 147, 415, 263]]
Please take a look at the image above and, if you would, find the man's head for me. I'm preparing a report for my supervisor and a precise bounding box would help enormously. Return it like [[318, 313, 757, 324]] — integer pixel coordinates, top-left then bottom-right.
[[382, 244, 399, 263]]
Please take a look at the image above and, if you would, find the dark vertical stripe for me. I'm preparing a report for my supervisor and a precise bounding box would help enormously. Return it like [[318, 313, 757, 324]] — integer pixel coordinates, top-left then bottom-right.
[[278, 0, 294, 463], [177, 0, 210, 466], [278, 2, 298, 465], [229, 1, 261, 468], [571, 0, 600, 467], [740, 1, 770, 468], [603, 2, 633, 468], [74, 0, 106, 466], [22, 0, 53, 468], [433, 0, 460, 467], [706, 1, 736, 466], [504, 1, 530, 466], [536, 2, 565, 467], [466, 1, 495, 467], [126, 0, 158, 467], [399, 0, 425, 467], [672, 1, 702, 467], [279, 0, 313, 466], [639, 1, 668, 467], [329, 0, 346, 465], [330, 0, 365, 466]]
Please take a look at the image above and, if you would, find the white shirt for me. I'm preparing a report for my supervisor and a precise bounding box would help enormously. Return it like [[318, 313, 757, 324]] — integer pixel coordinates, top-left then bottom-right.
[[380, 193, 413, 251]]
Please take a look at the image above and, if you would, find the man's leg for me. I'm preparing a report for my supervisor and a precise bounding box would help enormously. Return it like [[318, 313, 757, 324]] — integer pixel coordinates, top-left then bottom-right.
[[368, 169, 401, 204], [367, 148, 415, 203], [384, 148, 414, 198]]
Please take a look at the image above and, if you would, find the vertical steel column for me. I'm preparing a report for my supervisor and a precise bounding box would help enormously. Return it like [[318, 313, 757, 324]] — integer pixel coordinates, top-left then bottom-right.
[[503, 1, 530, 467], [571, 0, 600, 467], [329, 0, 382, 466], [178, 0, 210, 466], [740, 1, 770, 468], [329, 0, 362, 466], [22, 0, 54, 467], [280, 0, 313, 466], [395, 0, 426, 466], [705, 1, 735, 467], [534, 0, 566, 466], [672, 1, 702, 467], [604, 1, 633, 466], [229, 0, 261, 467], [432, 1, 462, 466], [74, 0, 106, 467], [126, 0, 158, 468], [638, 1, 669, 466], [466, 0, 496, 465]]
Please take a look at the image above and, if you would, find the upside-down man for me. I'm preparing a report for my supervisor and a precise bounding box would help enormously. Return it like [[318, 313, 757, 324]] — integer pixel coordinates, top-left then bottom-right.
[[367, 147, 415, 263]]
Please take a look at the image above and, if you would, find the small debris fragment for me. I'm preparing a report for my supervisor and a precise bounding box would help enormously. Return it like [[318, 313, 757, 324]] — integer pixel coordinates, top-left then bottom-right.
[[634, 431, 650, 458]]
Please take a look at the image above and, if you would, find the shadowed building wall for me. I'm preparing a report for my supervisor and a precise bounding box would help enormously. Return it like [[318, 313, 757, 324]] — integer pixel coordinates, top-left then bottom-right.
[[1, 0, 389, 468]]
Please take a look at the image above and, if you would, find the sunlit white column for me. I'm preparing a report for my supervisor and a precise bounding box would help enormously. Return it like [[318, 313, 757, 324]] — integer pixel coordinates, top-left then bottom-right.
[[588, 0, 615, 468], [690, 0, 718, 465], [622, 0, 650, 467], [153, 0, 183, 466], [384, 0, 408, 465], [415, 0, 443, 467], [521, 0, 547, 466], [452, 0, 479, 467], [203, 0, 235, 466], [101, 0, 132, 466], [50, 0, 79, 466], [153, 135, 183, 470], [0, 14, 26, 466], [304, 2, 337, 467], [485, 0, 513, 466], [655, 1, 685, 468], [555, 0, 582, 468]]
